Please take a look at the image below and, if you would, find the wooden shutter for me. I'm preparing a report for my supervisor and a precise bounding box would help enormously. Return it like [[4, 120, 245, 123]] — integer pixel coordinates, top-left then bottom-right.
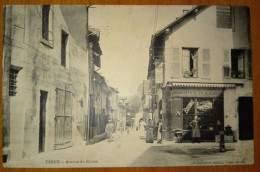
[[216, 6, 232, 29], [171, 48, 180, 77], [202, 49, 210, 78], [56, 89, 65, 116], [155, 63, 163, 84], [182, 49, 190, 72], [55, 89, 73, 149], [64, 91, 73, 116], [223, 49, 231, 78]]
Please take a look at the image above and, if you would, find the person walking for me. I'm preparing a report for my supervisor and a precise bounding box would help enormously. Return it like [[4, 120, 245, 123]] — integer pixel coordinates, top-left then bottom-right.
[[189, 115, 202, 143], [105, 120, 114, 142]]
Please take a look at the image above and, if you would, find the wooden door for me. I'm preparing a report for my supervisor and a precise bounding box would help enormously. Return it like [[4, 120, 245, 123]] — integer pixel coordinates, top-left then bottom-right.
[[171, 98, 183, 130], [239, 97, 253, 140], [54, 89, 73, 149]]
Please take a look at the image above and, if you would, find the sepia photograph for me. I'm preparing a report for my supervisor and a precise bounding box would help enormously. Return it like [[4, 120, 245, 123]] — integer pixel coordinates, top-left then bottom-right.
[[2, 5, 254, 167]]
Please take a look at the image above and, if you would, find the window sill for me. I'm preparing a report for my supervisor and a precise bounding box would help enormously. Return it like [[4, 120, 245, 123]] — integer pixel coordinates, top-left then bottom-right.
[[40, 38, 54, 48]]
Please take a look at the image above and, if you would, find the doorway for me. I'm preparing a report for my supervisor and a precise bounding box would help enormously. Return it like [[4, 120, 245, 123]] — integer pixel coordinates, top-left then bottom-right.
[[39, 90, 48, 153], [239, 97, 253, 140]]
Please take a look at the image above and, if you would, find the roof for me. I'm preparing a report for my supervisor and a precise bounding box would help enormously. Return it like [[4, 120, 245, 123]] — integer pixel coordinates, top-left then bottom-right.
[[154, 5, 208, 38], [108, 86, 119, 93]]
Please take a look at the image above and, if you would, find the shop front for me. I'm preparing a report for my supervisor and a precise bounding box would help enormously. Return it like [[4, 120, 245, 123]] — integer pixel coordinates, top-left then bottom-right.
[[162, 86, 226, 142]]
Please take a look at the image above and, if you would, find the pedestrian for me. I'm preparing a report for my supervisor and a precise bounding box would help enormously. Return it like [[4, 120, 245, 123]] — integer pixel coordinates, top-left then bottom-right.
[[139, 119, 146, 139], [157, 119, 163, 143], [119, 119, 124, 134], [105, 120, 114, 142], [146, 119, 154, 143], [189, 115, 202, 143]]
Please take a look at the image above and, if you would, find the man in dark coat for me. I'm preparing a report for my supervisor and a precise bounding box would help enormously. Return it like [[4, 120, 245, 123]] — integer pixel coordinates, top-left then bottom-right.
[[189, 115, 202, 143]]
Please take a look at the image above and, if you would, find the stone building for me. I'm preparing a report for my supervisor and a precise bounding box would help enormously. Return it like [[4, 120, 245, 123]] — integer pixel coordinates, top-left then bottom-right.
[[147, 6, 253, 142], [2, 5, 91, 162], [108, 86, 119, 130]]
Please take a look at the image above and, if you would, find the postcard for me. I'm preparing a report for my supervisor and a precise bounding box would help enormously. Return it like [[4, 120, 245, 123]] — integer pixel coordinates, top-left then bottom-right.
[[2, 5, 254, 167]]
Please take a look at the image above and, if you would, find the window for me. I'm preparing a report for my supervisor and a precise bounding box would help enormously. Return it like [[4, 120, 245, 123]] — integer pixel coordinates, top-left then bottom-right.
[[61, 30, 69, 67], [231, 49, 245, 79], [183, 98, 214, 130], [216, 6, 232, 29], [41, 5, 53, 47], [9, 65, 22, 96], [42, 5, 50, 40], [182, 48, 198, 78]]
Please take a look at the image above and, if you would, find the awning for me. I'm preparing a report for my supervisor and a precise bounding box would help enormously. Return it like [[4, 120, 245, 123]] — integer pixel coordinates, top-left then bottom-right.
[[166, 82, 237, 88]]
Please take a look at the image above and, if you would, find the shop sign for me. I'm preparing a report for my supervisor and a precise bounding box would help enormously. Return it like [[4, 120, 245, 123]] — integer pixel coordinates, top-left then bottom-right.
[[171, 89, 223, 97]]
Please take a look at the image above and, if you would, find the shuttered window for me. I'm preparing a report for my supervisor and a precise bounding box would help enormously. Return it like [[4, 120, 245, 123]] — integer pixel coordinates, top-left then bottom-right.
[[216, 6, 232, 29], [202, 49, 210, 78], [171, 48, 180, 77], [223, 49, 231, 78]]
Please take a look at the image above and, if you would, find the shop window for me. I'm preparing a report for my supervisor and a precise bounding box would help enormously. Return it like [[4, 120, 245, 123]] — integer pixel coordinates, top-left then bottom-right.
[[182, 48, 198, 78], [231, 49, 245, 79], [9, 65, 22, 96], [61, 30, 69, 67], [216, 6, 232, 29], [182, 98, 214, 130]]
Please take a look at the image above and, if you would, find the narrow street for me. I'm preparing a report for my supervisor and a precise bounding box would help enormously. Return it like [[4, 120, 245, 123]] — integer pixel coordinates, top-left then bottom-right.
[[6, 129, 253, 168]]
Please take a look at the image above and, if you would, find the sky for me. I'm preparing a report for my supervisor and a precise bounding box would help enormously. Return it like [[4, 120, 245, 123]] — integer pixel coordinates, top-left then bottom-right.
[[88, 5, 193, 98], [62, 5, 193, 98]]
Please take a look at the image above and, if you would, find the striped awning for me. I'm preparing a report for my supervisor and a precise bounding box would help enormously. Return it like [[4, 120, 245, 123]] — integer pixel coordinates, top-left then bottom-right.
[[166, 82, 237, 88]]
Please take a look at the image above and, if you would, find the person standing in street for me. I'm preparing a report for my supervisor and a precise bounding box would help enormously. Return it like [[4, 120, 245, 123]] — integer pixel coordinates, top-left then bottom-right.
[[189, 115, 202, 143], [157, 119, 163, 143], [105, 120, 114, 142], [139, 119, 146, 139], [146, 119, 154, 143]]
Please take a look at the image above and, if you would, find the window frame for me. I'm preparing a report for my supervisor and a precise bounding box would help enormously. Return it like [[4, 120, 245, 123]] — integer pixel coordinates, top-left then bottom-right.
[[182, 47, 199, 78], [231, 49, 246, 79], [41, 5, 54, 48], [61, 30, 69, 67]]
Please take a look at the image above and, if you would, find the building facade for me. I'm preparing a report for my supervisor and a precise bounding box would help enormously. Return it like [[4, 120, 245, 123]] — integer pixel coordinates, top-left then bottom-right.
[[147, 6, 253, 142], [2, 5, 92, 162], [108, 86, 119, 131]]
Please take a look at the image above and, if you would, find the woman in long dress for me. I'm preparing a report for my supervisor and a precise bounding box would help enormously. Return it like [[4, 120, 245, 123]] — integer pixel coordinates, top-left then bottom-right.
[[139, 119, 146, 139]]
